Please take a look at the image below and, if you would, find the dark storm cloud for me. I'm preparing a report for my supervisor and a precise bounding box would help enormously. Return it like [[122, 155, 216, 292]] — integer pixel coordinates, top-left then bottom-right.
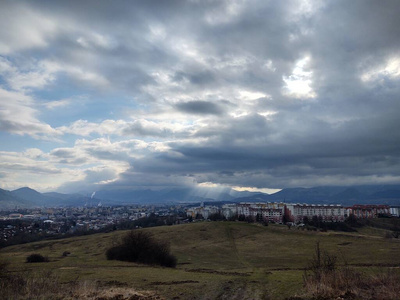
[[102, 0, 400, 188], [172, 70, 217, 86], [122, 103, 400, 188], [175, 101, 224, 115]]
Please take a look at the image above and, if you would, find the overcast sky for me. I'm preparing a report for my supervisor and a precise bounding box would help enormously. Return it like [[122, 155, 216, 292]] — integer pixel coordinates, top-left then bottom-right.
[[0, 0, 400, 193]]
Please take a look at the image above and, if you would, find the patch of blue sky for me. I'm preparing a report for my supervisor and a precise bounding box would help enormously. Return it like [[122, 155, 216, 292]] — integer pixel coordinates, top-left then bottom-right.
[[33, 76, 140, 125], [0, 132, 55, 153]]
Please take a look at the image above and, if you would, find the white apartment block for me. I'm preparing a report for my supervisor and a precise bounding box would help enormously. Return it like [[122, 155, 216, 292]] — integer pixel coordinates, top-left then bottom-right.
[[237, 202, 285, 222], [186, 206, 219, 219], [221, 204, 237, 219], [285, 204, 345, 223], [390, 206, 400, 217], [186, 202, 396, 223]]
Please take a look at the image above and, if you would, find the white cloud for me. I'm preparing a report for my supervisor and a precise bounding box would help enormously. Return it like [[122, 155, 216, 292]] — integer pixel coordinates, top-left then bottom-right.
[[23, 148, 45, 159], [64, 65, 110, 87], [0, 150, 76, 191], [361, 57, 400, 83], [282, 56, 316, 99], [238, 90, 268, 101], [232, 186, 281, 194], [0, 88, 60, 139], [0, 136, 154, 191], [0, 3, 57, 54], [58, 118, 196, 139], [204, 0, 245, 25], [43, 99, 73, 110], [257, 111, 277, 119], [76, 32, 117, 50], [0, 55, 108, 94], [58, 120, 125, 137], [0, 58, 56, 91]]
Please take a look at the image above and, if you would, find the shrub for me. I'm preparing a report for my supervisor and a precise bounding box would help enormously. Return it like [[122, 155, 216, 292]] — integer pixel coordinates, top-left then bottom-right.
[[306, 241, 337, 281], [106, 230, 177, 268], [26, 253, 49, 263]]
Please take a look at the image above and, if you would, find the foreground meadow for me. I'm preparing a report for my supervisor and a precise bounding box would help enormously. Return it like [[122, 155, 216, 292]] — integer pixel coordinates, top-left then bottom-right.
[[1, 221, 400, 299]]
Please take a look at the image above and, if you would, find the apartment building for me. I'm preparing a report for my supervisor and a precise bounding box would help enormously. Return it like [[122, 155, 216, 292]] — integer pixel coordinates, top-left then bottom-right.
[[347, 205, 390, 218], [284, 204, 345, 223], [237, 202, 285, 222]]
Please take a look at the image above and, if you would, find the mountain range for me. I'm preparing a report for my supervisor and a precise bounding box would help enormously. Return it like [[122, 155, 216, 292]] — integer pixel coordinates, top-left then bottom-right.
[[1, 185, 400, 209], [0, 187, 93, 210]]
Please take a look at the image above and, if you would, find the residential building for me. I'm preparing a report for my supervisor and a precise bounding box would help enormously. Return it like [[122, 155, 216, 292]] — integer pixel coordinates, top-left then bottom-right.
[[348, 205, 390, 218]]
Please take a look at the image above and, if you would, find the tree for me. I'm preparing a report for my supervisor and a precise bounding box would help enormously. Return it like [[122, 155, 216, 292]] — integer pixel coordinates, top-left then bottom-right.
[[256, 213, 263, 223], [282, 214, 291, 224], [245, 215, 255, 223], [306, 241, 337, 281], [209, 212, 225, 221], [312, 215, 319, 228], [345, 214, 359, 227]]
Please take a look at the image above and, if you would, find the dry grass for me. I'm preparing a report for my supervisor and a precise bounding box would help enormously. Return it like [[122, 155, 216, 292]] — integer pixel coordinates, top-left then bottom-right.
[[0, 266, 161, 300], [2, 222, 400, 299], [302, 268, 400, 300], [300, 242, 400, 300]]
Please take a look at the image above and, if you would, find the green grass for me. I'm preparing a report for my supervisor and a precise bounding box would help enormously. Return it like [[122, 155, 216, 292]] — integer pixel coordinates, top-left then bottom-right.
[[1, 221, 400, 299]]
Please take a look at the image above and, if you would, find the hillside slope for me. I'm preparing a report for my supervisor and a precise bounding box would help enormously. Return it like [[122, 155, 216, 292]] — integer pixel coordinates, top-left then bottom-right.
[[1, 222, 400, 299]]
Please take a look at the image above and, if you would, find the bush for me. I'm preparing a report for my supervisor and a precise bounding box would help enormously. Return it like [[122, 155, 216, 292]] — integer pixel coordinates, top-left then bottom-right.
[[26, 254, 49, 263], [106, 231, 177, 268], [306, 241, 337, 280]]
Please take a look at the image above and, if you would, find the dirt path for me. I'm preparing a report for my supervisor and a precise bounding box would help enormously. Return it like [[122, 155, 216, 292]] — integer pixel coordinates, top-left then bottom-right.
[[225, 224, 250, 268]]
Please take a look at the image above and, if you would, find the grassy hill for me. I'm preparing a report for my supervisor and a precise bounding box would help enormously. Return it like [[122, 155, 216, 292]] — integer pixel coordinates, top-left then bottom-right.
[[1, 221, 400, 299]]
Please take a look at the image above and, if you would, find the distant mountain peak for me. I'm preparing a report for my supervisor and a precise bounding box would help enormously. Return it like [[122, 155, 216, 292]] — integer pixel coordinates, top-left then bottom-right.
[[12, 187, 40, 193]]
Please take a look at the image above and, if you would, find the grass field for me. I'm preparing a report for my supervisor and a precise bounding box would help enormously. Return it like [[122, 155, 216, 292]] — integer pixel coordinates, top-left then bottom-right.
[[1, 221, 400, 299]]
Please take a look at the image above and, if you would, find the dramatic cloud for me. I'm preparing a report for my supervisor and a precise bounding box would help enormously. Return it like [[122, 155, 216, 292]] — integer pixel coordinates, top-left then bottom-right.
[[175, 101, 224, 115], [1, 0, 400, 193]]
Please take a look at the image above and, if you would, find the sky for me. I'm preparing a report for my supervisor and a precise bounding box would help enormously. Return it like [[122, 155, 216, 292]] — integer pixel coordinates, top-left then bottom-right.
[[0, 0, 400, 194]]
